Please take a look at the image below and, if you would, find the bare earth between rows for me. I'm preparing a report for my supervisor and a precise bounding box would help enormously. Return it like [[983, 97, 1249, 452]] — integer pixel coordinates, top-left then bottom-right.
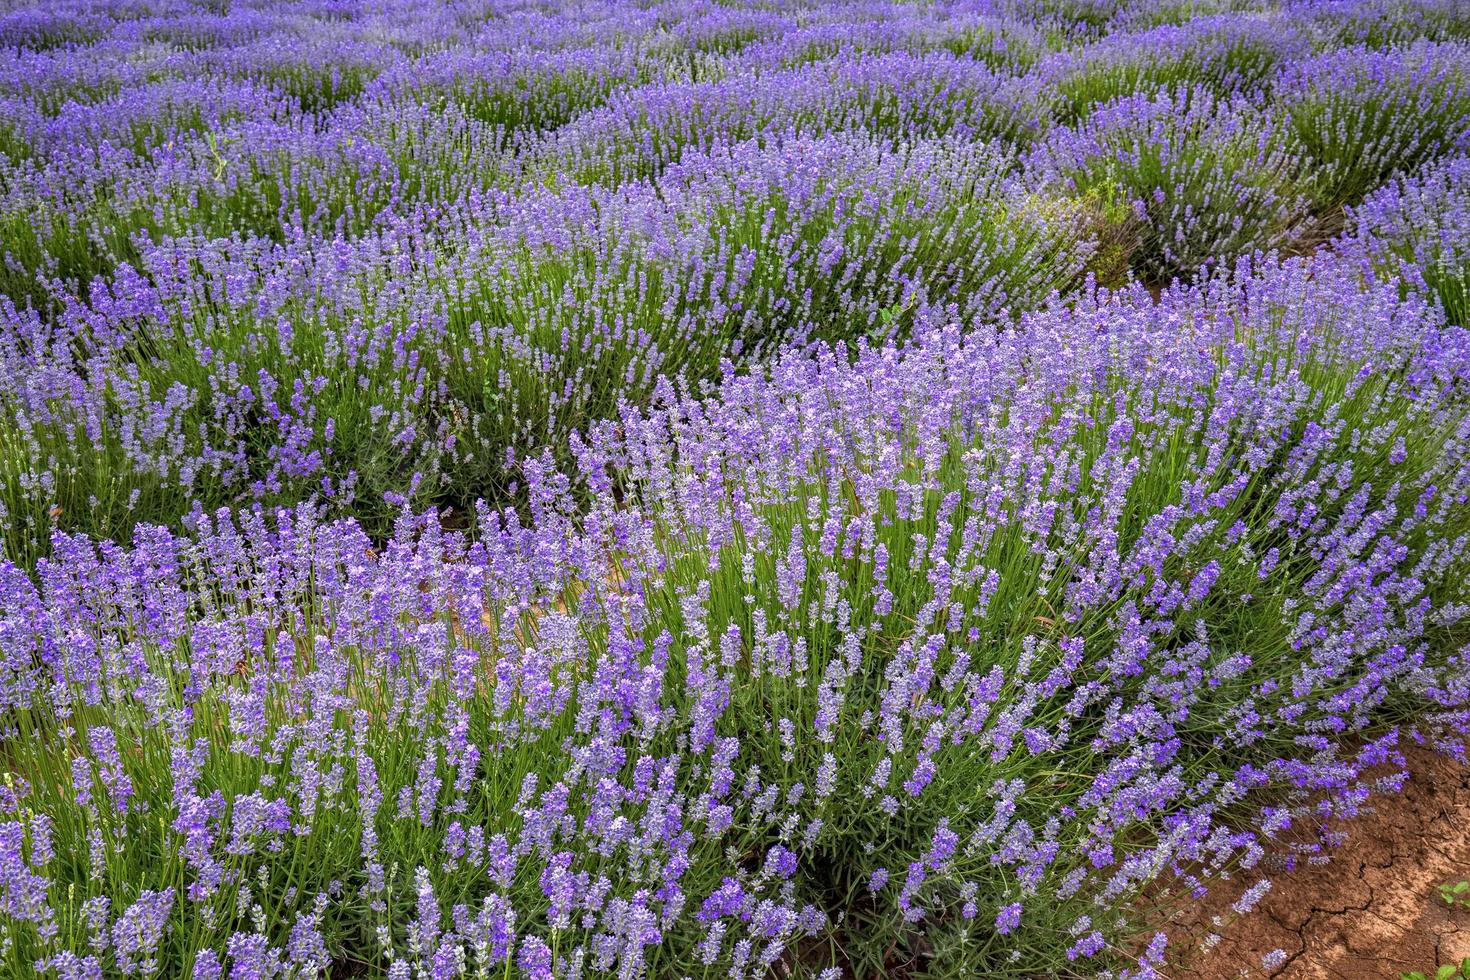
[[1156, 746, 1470, 979]]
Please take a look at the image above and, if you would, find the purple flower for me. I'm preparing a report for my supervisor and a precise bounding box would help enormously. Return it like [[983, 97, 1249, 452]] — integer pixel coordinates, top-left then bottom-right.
[[763, 845, 798, 879]]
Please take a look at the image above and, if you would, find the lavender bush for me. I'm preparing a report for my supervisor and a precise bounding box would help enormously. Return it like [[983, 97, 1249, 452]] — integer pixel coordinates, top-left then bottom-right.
[[3, 1, 1470, 977], [1026, 86, 1304, 284], [1278, 41, 1470, 218], [523, 53, 1051, 189], [1287, 0, 1470, 50], [1042, 14, 1309, 122], [1344, 154, 1470, 326]]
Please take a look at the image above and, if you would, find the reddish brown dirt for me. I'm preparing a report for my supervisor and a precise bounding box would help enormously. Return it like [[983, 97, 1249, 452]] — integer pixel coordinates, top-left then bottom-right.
[[1158, 747, 1470, 979]]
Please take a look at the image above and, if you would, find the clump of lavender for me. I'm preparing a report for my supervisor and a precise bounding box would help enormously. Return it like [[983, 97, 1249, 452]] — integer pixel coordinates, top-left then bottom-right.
[[1001, 0, 1130, 43], [1110, 0, 1274, 31], [0, 95, 513, 311], [1289, 0, 1470, 50], [1278, 41, 1470, 216], [1043, 13, 1310, 122], [934, 14, 1050, 72], [364, 45, 657, 134], [1342, 154, 1470, 326], [1026, 86, 1305, 285], [527, 52, 1050, 187], [432, 131, 1088, 509], [0, 7, 106, 51]]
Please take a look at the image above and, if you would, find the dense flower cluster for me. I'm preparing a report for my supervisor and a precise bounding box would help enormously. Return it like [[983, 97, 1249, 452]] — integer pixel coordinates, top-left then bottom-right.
[[1343, 154, 1470, 326], [2, 0, 1470, 978], [3, 0, 1469, 563], [1276, 40, 1470, 211], [1025, 85, 1305, 282]]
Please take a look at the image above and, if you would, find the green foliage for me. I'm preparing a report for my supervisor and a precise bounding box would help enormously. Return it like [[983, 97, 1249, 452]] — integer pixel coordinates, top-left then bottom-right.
[[1067, 179, 1143, 287], [1404, 957, 1470, 980], [1400, 885, 1470, 979], [1440, 880, 1470, 910]]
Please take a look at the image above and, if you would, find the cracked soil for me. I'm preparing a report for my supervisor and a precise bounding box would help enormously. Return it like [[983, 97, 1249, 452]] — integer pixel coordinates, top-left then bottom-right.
[[1156, 746, 1470, 979]]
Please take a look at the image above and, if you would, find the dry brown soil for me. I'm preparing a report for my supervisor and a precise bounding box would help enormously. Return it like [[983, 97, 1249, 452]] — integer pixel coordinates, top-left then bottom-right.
[[1157, 747, 1470, 979]]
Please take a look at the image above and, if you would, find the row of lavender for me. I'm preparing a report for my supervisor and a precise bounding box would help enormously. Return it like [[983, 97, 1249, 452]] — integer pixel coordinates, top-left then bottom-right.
[[2, 0, 1470, 977], [2, 229, 1468, 979], [3, 0, 1470, 565]]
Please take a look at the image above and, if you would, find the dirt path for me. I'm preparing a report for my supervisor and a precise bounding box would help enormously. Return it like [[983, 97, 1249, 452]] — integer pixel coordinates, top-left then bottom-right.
[[1159, 747, 1470, 979]]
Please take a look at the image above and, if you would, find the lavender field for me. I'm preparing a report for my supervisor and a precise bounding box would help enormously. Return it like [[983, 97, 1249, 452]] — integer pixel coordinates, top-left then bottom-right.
[[1, 0, 1469, 976]]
